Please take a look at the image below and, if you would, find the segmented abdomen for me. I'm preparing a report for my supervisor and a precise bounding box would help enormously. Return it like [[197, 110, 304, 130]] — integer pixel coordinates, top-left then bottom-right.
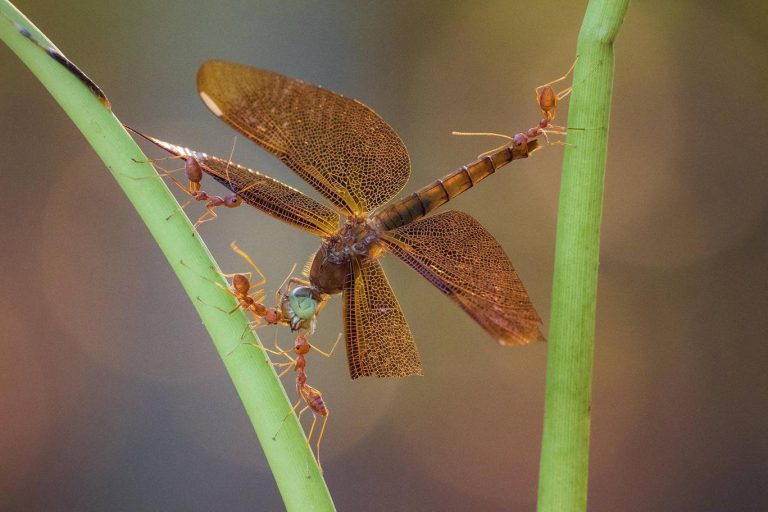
[[374, 140, 538, 231]]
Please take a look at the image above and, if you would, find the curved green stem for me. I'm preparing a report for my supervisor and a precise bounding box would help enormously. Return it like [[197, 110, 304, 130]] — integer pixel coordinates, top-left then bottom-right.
[[0, 2, 334, 510], [537, 1, 630, 511]]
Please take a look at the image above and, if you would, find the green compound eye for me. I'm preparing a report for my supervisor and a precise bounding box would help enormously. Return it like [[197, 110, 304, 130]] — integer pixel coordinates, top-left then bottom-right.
[[289, 287, 317, 320]]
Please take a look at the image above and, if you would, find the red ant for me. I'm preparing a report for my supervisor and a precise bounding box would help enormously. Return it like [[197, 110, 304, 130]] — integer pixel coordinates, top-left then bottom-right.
[[453, 59, 576, 153], [217, 241, 283, 327], [264, 332, 340, 473], [126, 126, 244, 228], [169, 156, 243, 228]]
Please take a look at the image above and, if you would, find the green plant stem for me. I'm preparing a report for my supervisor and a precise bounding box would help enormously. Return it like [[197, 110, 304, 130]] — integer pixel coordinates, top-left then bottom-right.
[[0, 2, 334, 510], [537, 1, 629, 511]]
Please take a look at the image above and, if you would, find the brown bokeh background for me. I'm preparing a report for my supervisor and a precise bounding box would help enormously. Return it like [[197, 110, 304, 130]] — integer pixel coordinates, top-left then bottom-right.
[[1, 1, 766, 510]]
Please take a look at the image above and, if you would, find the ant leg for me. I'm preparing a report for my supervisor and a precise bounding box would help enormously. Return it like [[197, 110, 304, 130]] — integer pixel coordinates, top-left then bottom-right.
[[248, 342, 292, 358], [239, 323, 254, 340], [306, 413, 318, 449], [276, 364, 295, 378], [273, 400, 303, 440], [540, 129, 570, 146], [196, 296, 230, 314], [179, 262, 242, 301], [274, 264, 299, 305], [295, 405, 309, 424], [452, 131, 514, 141], [227, 302, 245, 314], [132, 154, 186, 165], [314, 413, 328, 473], [193, 207, 219, 228], [226, 326, 285, 357], [123, 164, 186, 182], [273, 327, 289, 357], [534, 58, 577, 96], [211, 281, 238, 298], [167, 174, 194, 196], [310, 332, 342, 358], [230, 241, 267, 288], [451, 131, 516, 158], [219, 271, 253, 280], [164, 175, 200, 221]]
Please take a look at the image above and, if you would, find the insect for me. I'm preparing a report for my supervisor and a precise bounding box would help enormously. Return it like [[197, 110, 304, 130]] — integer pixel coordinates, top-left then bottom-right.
[[215, 241, 283, 327], [125, 137, 247, 228], [170, 156, 244, 227], [510, 60, 575, 147], [454, 61, 576, 151], [130, 60, 544, 379], [267, 333, 340, 473]]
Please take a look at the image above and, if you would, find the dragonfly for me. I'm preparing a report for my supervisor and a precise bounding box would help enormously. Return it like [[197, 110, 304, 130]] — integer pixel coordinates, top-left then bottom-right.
[[130, 60, 544, 379]]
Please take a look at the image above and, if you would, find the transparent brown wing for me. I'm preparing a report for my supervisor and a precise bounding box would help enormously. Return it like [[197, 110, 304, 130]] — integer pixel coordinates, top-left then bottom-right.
[[381, 210, 544, 345], [342, 257, 422, 379], [131, 131, 339, 237], [197, 60, 411, 216]]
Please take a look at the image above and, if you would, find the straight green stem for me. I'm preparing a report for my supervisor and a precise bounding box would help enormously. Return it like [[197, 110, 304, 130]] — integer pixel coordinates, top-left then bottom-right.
[[0, 2, 334, 510], [537, 1, 630, 511]]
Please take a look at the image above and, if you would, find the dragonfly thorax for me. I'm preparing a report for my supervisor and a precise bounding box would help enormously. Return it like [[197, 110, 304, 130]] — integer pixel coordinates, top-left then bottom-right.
[[326, 216, 380, 263], [309, 216, 382, 295]]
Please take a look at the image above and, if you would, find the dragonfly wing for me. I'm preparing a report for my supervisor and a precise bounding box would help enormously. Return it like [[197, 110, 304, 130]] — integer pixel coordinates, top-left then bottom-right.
[[342, 257, 422, 379], [197, 60, 411, 216], [133, 132, 339, 237], [381, 210, 544, 345]]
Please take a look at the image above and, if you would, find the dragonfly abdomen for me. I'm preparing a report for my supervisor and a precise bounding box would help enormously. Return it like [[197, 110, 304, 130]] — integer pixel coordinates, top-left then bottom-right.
[[374, 140, 538, 231]]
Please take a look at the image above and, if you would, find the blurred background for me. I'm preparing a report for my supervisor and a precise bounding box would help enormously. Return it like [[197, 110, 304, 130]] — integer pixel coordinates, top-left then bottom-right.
[[1, 1, 766, 510]]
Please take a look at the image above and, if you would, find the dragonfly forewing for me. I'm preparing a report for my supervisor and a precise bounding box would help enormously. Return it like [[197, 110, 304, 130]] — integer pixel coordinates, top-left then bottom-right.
[[196, 60, 411, 216]]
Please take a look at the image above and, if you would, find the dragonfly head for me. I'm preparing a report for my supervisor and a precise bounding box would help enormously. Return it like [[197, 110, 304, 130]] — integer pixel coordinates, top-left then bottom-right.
[[288, 286, 317, 321]]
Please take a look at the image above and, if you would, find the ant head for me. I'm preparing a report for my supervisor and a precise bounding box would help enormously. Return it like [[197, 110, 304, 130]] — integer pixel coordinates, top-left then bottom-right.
[[224, 194, 243, 208], [264, 307, 281, 325], [232, 274, 250, 293], [185, 157, 203, 183], [295, 335, 311, 355]]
